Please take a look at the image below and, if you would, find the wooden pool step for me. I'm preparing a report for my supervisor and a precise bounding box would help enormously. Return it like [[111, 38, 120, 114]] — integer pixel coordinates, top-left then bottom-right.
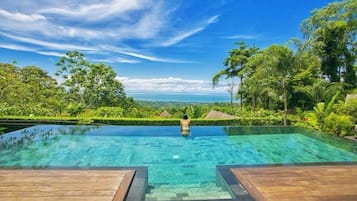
[[230, 164, 357, 201], [0, 169, 136, 201]]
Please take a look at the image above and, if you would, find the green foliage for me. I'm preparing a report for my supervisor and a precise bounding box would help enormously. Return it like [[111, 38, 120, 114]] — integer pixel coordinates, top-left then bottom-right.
[[208, 0, 356, 135], [294, 79, 343, 106], [93, 107, 125, 118], [294, 107, 304, 119], [210, 104, 284, 119], [301, 91, 357, 137], [324, 113, 353, 137], [66, 103, 85, 117], [185, 105, 205, 118], [56, 51, 126, 109], [0, 63, 65, 116], [301, 0, 357, 87], [238, 45, 297, 125], [212, 41, 259, 86], [336, 98, 357, 123], [305, 91, 341, 129], [212, 41, 259, 106]]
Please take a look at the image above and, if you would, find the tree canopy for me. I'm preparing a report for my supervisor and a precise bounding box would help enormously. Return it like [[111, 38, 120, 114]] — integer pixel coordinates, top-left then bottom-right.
[[213, 0, 356, 128], [301, 0, 357, 87], [0, 63, 64, 115], [56, 51, 126, 109]]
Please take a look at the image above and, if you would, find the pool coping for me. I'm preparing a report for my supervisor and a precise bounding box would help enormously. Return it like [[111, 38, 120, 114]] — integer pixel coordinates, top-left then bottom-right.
[[0, 166, 148, 201], [217, 161, 357, 201]]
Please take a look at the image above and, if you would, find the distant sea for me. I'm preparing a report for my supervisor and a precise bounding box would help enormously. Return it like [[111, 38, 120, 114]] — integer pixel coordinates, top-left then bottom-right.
[[127, 92, 235, 103]]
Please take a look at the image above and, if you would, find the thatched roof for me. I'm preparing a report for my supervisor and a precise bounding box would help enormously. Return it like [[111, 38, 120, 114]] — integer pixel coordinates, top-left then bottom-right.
[[345, 94, 357, 104], [160, 110, 171, 118], [204, 110, 238, 119]]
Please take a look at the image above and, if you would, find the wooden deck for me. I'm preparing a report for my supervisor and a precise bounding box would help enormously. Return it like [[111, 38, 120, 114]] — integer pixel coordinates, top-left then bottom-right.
[[231, 165, 357, 201], [0, 169, 135, 201]]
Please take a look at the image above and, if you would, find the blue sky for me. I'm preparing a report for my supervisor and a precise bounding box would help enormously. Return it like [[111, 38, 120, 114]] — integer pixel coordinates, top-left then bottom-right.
[[0, 0, 335, 94]]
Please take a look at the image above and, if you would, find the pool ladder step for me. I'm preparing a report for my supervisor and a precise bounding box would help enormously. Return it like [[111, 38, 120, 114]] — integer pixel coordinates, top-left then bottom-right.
[[145, 185, 232, 201]]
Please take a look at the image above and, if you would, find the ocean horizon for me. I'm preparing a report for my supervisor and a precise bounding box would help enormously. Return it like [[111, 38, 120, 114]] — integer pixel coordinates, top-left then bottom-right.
[[127, 92, 236, 103]]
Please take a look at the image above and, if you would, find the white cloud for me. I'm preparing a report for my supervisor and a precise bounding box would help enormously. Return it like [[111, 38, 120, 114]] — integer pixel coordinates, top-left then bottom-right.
[[224, 34, 259, 39], [90, 57, 140, 64], [0, 43, 35, 52], [35, 51, 65, 57], [0, 32, 97, 51], [0, 9, 45, 22], [160, 15, 219, 47], [39, 0, 145, 22], [0, 40, 100, 61], [0, 0, 168, 41], [117, 76, 229, 93], [115, 50, 189, 63], [103, 45, 193, 63], [160, 27, 205, 47], [0, 43, 64, 57], [0, 1, 218, 64], [0, 31, 186, 64]]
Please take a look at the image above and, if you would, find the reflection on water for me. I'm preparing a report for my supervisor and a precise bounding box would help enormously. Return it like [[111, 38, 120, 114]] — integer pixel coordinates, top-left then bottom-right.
[[0, 125, 98, 149]]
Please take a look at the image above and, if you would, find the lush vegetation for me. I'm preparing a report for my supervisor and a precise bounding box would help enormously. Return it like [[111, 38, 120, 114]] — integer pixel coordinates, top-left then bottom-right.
[[0, 0, 356, 136], [212, 0, 356, 136], [0, 54, 152, 118]]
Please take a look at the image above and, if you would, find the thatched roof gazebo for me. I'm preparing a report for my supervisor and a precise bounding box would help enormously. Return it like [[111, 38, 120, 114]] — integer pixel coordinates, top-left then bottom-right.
[[160, 110, 171, 118], [345, 94, 357, 104], [204, 110, 238, 119]]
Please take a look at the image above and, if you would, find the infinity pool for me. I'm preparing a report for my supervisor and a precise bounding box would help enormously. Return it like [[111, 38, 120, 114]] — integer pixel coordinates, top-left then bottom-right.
[[0, 125, 356, 200]]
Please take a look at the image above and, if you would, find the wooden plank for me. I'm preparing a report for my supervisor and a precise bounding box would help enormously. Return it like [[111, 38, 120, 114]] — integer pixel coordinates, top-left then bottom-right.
[[232, 168, 267, 201], [0, 196, 114, 201], [0, 169, 135, 201], [113, 170, 135, 201], [231, 165, 357, 201]]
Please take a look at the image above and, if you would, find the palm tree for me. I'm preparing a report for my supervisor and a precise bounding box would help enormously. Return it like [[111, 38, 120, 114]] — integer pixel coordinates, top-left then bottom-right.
[[265, 45, 295, 125], [296, 79, 345, 105], [212, 41, 258, 107], [240, 76, 264, 110], [247, 45, 295, 125]]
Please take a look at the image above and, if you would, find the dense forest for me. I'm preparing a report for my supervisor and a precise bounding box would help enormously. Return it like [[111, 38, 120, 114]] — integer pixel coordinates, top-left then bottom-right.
[[0, 0, 356, 136], [212, 0, 357, 135]]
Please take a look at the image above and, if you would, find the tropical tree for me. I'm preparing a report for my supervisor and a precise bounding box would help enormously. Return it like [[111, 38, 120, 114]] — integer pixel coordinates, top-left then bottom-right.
[[295, 79, 344, 106], [242, 45, 296, 125], [20, 66, 65, 114], [212, 41, 258, 107], [0, 63, 19, 105], [0, 63, 65, 115], [226, 78, 236, 105], [301, 0, 357, 88], [84, 62, 126, 108], [56, 51, 88, 107], [268, 46, 297, 125], [306, 91, 341, 130], [239, 73, 264, 110], [56, 51, 126, 110]]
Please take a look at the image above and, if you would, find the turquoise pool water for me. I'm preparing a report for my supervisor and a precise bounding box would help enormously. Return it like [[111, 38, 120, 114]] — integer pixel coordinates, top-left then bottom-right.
[[0, 125, 356, 200]]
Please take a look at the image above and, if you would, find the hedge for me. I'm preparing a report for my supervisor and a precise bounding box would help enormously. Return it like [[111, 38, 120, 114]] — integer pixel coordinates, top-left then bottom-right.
[[0, 116, 285, 126]]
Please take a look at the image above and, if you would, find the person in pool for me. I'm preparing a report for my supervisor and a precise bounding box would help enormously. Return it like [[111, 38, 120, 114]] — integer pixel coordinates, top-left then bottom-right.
[[180, 114, 190, 136]]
